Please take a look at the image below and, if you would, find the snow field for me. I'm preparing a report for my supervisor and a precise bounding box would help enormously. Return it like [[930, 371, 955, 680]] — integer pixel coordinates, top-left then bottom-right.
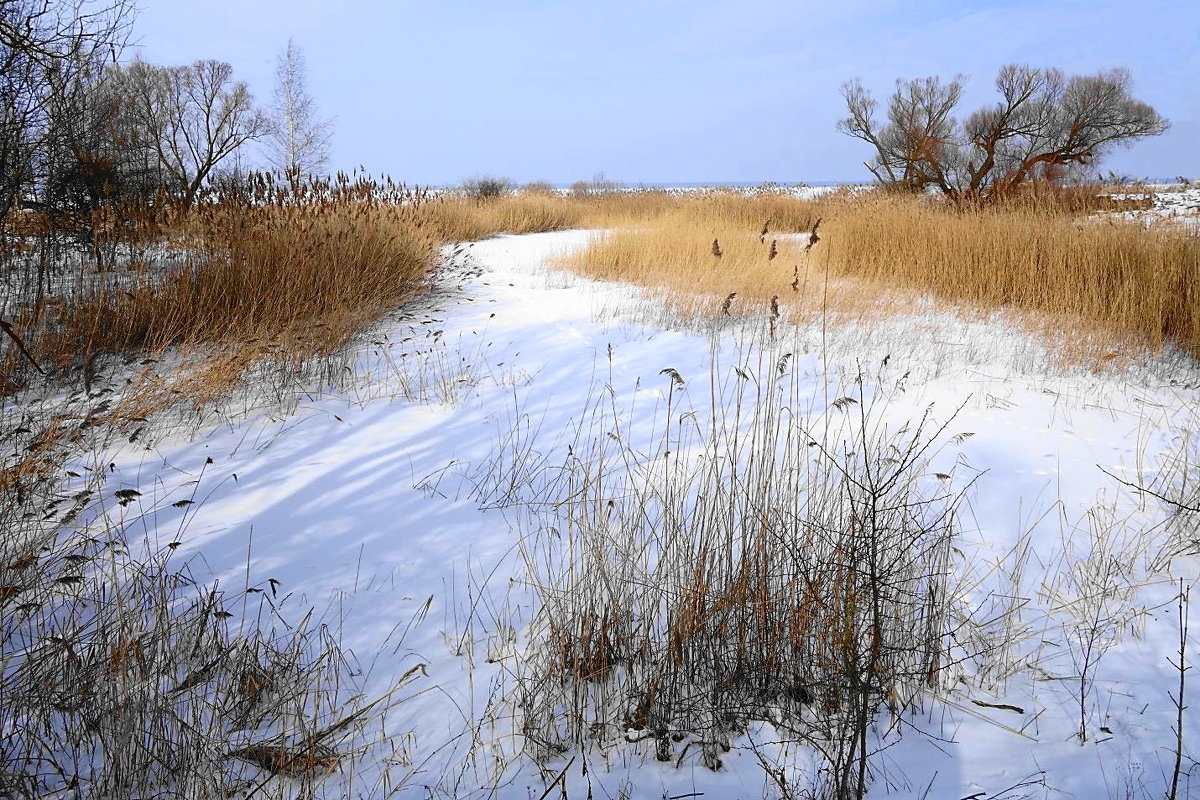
[[74, 229, 1200, 798]]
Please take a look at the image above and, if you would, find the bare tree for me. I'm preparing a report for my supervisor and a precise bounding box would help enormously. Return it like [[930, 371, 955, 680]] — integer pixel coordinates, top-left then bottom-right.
[[265, 38, 332, 178], [838, 74, 965, 193], [839, 65, 1169, 201], [116, 58, 268, 207], [0, 0, 131, 63], [0, 0, 134, 219], [39, 55, 174, 228], [42, 58, 131, 212]]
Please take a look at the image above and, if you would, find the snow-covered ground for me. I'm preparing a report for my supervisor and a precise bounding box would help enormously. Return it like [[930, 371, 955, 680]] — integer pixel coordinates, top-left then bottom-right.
[[64, 230, 1200, 798], [1111, 187, 1200, 228]]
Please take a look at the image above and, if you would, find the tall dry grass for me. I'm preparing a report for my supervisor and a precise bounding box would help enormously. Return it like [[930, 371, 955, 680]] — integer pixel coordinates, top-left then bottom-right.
[[821, 195, 1200, 357], [107, 205, 432, 354], [2, 186, 845, 406], [0, 191, 613, 402], [0, 424, 422, 798], [0, 203, 433, 413], [560, 188, 1199, 360], [675, 190, 830, 231], [427, 193, 585, 241], [446, 187, 827, 238], [507, 343, 967, 796], [557, 195, 826, 315]]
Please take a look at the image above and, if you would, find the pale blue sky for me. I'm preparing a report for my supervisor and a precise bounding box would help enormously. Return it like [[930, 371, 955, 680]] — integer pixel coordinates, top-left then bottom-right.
[[134, 1, 1198, 185]]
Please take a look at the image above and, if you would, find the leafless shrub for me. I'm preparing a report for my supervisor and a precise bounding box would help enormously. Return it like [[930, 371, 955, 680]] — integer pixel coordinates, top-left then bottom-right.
[[522, 181, 557, 196], [569, 173, 619, 197], [1042, 504, 1151, 742], [460, 175, 513, 201]]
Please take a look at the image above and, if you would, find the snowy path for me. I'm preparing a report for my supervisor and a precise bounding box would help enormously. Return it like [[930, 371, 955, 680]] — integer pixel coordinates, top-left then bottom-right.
[[90, 230, 1200, 798]]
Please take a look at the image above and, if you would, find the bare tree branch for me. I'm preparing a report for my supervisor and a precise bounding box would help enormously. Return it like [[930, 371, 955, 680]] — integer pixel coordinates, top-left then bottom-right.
[[0, 317, 44, 374]]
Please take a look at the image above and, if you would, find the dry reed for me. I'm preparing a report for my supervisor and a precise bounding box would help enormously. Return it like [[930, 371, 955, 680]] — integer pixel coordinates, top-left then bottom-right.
[[561, 188, 1198, 360], [557, 200, 824, 309], [511, 341, 967, 796], [820, 194, 1200, 358], [0, 187, 844, 409]]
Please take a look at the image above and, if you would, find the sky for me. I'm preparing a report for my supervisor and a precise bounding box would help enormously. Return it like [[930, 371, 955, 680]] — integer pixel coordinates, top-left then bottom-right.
[[133, 0, 1199, 186]]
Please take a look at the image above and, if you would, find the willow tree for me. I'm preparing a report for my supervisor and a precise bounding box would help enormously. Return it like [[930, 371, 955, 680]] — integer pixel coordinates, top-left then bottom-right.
[[838, 65, 1169, 201]]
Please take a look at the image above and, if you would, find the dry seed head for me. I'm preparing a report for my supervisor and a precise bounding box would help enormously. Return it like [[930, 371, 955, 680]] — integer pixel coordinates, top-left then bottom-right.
[[659, 367, 685, 388], [805, 217, 822, 253], [721, 292, 737, 316]]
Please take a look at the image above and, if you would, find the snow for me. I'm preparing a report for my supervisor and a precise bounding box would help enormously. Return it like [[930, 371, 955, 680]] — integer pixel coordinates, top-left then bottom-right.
[[1110, 187, 1200, 228], [73, 230, 1200, 797]]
